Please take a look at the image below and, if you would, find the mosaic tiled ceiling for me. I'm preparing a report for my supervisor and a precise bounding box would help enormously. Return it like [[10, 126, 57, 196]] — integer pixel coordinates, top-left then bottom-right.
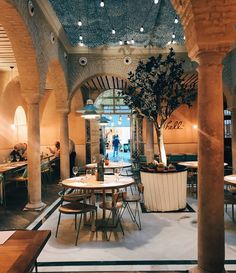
[[48, 0, 184, 48]]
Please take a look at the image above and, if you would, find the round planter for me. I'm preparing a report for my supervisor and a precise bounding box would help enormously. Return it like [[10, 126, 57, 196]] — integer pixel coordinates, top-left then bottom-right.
[[140, 167, 187, 212]]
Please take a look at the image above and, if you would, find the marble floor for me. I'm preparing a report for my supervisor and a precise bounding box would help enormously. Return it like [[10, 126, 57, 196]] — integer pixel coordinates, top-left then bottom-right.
[[31, 195, 236, 272]]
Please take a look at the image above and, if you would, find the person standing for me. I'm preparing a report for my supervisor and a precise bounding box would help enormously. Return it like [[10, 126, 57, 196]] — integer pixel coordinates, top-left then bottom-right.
[[112, 135, 120, 158]]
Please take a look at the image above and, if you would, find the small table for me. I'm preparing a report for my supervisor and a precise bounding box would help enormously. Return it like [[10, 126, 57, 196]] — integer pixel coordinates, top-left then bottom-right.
[[62, 175, 134, 220], [0, 230, 51, 273]]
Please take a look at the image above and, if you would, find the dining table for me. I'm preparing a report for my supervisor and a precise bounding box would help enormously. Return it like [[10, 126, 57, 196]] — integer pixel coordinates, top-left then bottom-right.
[[224, 174, 236, 186], [61, 175, 134, 226], [0, 229, 50, 273], [0, 161, 27, 206], [178, 161, 228, 169]]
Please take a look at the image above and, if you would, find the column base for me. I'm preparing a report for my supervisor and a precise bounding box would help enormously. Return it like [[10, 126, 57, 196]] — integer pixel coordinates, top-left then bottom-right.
[[189, 265, 227, 273], [24, 201, 46, 211]]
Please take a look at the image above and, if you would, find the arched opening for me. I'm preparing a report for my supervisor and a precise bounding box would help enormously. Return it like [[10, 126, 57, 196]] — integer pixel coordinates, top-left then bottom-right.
[[95, 89, 131, 162], [12, 106, 27, 143]]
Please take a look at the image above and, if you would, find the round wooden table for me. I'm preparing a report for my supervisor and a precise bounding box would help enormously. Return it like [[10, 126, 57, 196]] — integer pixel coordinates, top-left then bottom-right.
[[224, 174, 236, 186], [178, 161, 228, 169], [62, 175, 134, 219]]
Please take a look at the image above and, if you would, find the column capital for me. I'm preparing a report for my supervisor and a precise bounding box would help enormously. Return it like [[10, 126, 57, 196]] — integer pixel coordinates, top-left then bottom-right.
[[194, 50, 229, 66], [57, 108, 70, 115], [22, 92, 41, 104]]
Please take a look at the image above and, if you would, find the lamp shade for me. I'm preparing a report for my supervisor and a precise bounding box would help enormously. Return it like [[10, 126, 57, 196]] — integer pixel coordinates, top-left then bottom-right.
[[99, 115, 110, 126], [77, 99, 99, 119]]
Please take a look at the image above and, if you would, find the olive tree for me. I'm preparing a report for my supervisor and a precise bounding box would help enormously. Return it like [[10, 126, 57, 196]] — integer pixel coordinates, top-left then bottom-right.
[[121, 48, 197, 165]]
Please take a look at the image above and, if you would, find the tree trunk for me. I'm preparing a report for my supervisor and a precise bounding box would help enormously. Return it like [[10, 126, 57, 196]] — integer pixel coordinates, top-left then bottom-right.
[[156, 126, 167, 165]]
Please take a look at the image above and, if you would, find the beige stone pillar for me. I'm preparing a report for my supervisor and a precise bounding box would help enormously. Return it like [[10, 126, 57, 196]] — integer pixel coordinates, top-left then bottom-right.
[[231, 108, 236, 172], [58, 110, 70, 180], [25, 95, 45, 210], [192, 52, 225, 273], [145, 118, 154, 162]]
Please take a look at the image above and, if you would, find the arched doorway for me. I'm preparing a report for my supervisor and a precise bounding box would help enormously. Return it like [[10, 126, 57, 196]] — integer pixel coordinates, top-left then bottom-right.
[[12, 106, 27, 143], [95, 89, 131, 162]]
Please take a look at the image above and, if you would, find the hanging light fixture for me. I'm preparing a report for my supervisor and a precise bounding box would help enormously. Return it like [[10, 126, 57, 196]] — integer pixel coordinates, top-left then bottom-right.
[[78, 20, 82, 26], [174, 16, 179, 24], [99, 116, 110, 126], [100, 0, 104, 7], [77, 99, 100, 119], [154, 0, 159, 3], [140, 26, 144, 32], [112, 28, 116, 35]]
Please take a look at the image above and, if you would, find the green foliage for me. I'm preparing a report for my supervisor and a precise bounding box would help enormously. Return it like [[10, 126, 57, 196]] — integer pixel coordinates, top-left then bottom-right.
[[121, 48, 197, 128]]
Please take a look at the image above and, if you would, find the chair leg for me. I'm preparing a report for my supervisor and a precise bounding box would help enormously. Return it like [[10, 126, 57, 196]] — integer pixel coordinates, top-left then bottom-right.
[[126, 202, 142, 230], [232, 204, 234, 222], [75, 213, 83, 246], [55, 212, 62, 238]]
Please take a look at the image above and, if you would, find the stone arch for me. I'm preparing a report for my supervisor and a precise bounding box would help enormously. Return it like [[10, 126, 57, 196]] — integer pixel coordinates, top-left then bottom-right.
[[0, 1, 40, 93]]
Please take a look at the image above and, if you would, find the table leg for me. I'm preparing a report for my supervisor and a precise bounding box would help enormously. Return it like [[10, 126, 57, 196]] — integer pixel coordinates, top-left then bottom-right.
[[102, 189, 106, 219]]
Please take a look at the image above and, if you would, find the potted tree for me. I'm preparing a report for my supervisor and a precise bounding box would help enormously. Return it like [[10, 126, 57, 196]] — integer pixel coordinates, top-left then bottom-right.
[[121, 48, 197, 212], [121, 48, 197, 166]]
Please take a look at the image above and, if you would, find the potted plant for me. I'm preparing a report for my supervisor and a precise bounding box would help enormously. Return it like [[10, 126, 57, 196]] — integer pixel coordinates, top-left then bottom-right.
[[120, 48, 197, 212], [121, 48, 197, 166]]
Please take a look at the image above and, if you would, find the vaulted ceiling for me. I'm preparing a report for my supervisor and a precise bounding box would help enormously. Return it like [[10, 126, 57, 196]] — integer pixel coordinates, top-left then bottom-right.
[[47, 0, 184, 48]]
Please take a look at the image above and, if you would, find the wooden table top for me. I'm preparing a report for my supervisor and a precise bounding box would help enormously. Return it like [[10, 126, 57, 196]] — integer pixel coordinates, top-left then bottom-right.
[[224, 174, 236, 186], [0, 230, 51, 273], [178, 161, 228, 169], [62, 175, 134, 190], [85, 162, 131, 169], [0, 162, 27, 174]]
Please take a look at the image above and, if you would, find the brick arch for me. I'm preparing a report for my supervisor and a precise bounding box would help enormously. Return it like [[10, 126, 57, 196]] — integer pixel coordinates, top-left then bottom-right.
[[69, 72, 130, 108], [45, 59, 68, 110], [70, 57, 137, 98], [0, 1, 40, 93]]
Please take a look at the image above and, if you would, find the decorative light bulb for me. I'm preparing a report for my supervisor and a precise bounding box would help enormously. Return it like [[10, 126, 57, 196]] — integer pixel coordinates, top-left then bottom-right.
[[131, 38, 134, 44], [174, 16, 179, 24], [140, 26, 144, 32], [154, 0, 159, 3], [172, 33, 175, 39], [183, 36, 186, 40], [119, 40, 123, 45], [79, 41, 84, 47], [167, 41, 172, 45], [79, 35, 83, 40], [112, 28, 116, 34], [100, 0, 104, 7], [78, 20, 82, 26]]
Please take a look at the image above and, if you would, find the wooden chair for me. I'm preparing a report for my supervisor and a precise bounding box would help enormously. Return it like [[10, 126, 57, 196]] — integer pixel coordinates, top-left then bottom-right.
[[55, 201, 97, 245], [121, 186, 142, 230], [224, 190, 236, 221], [99, 191, 124, 241]]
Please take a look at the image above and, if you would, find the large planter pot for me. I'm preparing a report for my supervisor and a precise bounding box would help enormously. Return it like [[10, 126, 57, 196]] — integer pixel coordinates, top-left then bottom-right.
[[140, 167, 187, 212]]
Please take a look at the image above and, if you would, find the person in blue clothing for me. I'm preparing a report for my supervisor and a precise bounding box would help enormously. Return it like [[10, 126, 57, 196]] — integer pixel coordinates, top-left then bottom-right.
[[112, 135, 120, 157]]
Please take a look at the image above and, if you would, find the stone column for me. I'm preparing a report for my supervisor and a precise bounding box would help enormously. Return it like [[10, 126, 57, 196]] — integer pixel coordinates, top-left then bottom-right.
[[145, 118, 154, 162], [25, 95, 45, 210], [192, 52, 226, 273], [231, 108, 236, 172], [58, 109, 70, 180]]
